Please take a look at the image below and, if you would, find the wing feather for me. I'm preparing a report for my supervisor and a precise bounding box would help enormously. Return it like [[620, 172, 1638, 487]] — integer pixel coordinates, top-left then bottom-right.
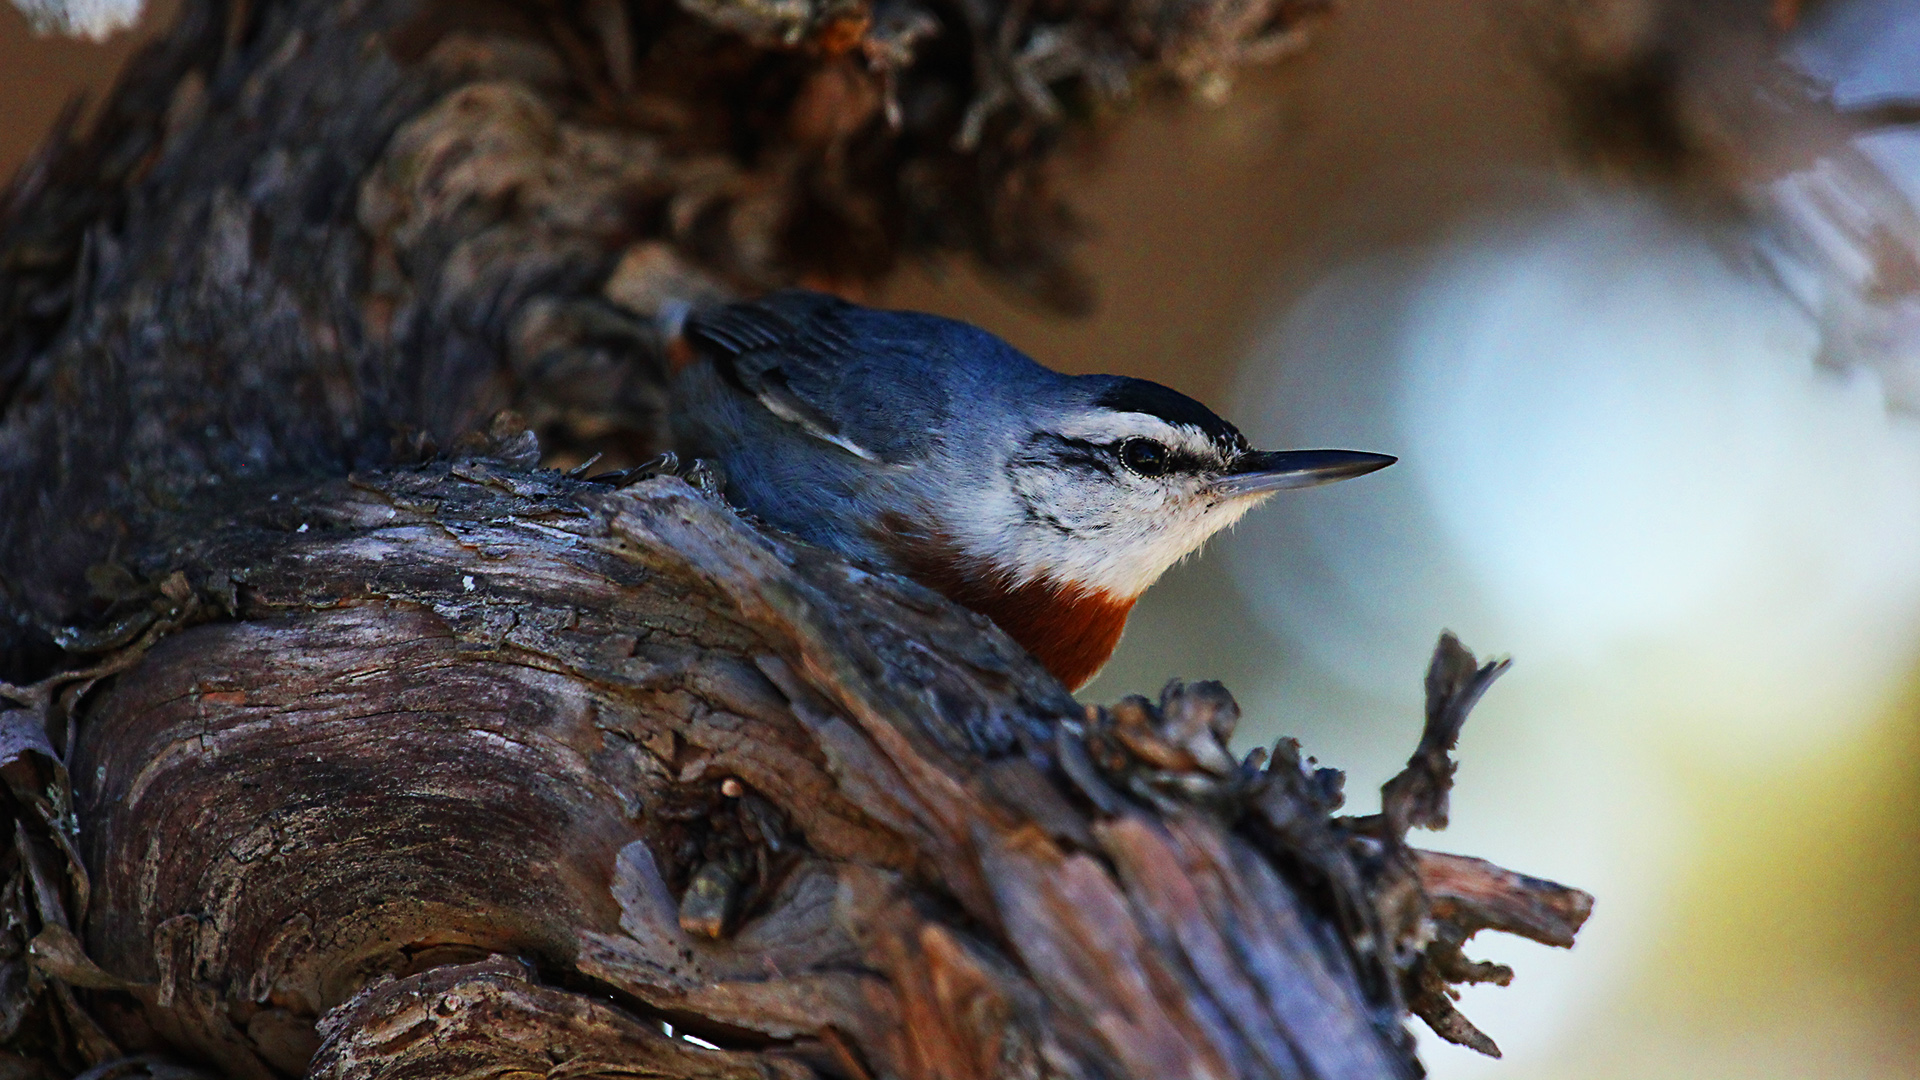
[[684, 293, 891, 462]]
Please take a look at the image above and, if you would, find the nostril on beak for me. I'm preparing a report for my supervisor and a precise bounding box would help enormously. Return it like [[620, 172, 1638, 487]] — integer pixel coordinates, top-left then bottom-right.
[[1212, 449, 1396, 498]]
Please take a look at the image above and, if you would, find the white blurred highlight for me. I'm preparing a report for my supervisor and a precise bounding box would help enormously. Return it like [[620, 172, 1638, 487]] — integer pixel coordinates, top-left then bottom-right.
[[1399, 202, 1920, 745], [1238, 193, 1920, 753], [1228, 192, 1920, 1076], [9, 0, 143, 39]]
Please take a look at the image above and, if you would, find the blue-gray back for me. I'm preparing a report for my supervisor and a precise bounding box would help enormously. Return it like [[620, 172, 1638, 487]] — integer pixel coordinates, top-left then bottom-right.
[[674, 292, 1073, 561], [681, 291, 1069, 463]]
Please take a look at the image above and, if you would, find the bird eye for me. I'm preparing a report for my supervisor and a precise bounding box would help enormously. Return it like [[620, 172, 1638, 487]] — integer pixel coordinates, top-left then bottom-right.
[[1119, 438, 1170, 478]]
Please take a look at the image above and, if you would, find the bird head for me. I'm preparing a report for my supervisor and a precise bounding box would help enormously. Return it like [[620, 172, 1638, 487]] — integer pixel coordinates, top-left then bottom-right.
[[961, 374, 1394, 604]]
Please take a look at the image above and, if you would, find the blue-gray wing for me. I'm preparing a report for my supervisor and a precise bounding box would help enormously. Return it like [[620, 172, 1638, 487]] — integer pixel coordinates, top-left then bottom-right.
[[683, 291, 954, 463]]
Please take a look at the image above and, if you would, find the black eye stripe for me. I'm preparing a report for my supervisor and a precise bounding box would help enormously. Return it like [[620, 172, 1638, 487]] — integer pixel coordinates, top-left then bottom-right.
[[1022, 432, 1214, 476], [1123, 439, 1215, 477], [1021, 434, 1117, 475]]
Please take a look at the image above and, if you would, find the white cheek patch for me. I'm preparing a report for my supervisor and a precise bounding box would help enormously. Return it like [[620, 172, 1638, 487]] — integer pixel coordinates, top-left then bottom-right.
[[939, 410, 1257, 599], [1063, 490, 1262, 597], [967, 466, 1270, 599]]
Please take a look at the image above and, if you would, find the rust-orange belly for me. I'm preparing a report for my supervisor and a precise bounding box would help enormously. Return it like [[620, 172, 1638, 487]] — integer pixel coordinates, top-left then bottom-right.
[[873, 520, 1134, 689], [960, 577, 1135, 690]]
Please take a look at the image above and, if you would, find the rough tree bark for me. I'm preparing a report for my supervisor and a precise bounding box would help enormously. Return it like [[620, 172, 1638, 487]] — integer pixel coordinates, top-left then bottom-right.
[[0, 0, 1590, 1077]]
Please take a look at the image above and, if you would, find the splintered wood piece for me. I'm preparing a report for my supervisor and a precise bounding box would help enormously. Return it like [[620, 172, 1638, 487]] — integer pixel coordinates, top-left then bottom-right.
[[1414, 849, 1595, 949]]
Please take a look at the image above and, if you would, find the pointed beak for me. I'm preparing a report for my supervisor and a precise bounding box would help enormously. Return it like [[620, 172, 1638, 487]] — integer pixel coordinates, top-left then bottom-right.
[[1211, 449, 1397, 498]]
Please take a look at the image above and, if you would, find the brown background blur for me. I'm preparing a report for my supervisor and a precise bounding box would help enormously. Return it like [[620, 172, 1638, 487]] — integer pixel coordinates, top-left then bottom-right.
[[0, 1, 168, 176]]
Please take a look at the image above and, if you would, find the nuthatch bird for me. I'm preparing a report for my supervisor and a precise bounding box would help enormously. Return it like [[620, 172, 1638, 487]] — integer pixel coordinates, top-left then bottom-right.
[[672, 291, 1394, 689]]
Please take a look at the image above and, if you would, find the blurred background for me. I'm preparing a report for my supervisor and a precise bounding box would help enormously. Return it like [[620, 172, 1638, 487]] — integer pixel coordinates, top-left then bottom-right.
[[6, 0, 1918, 1076]]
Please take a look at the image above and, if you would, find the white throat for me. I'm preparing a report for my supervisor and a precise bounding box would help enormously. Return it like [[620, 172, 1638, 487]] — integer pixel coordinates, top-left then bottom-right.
[[949, 477, 1268, 599]]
